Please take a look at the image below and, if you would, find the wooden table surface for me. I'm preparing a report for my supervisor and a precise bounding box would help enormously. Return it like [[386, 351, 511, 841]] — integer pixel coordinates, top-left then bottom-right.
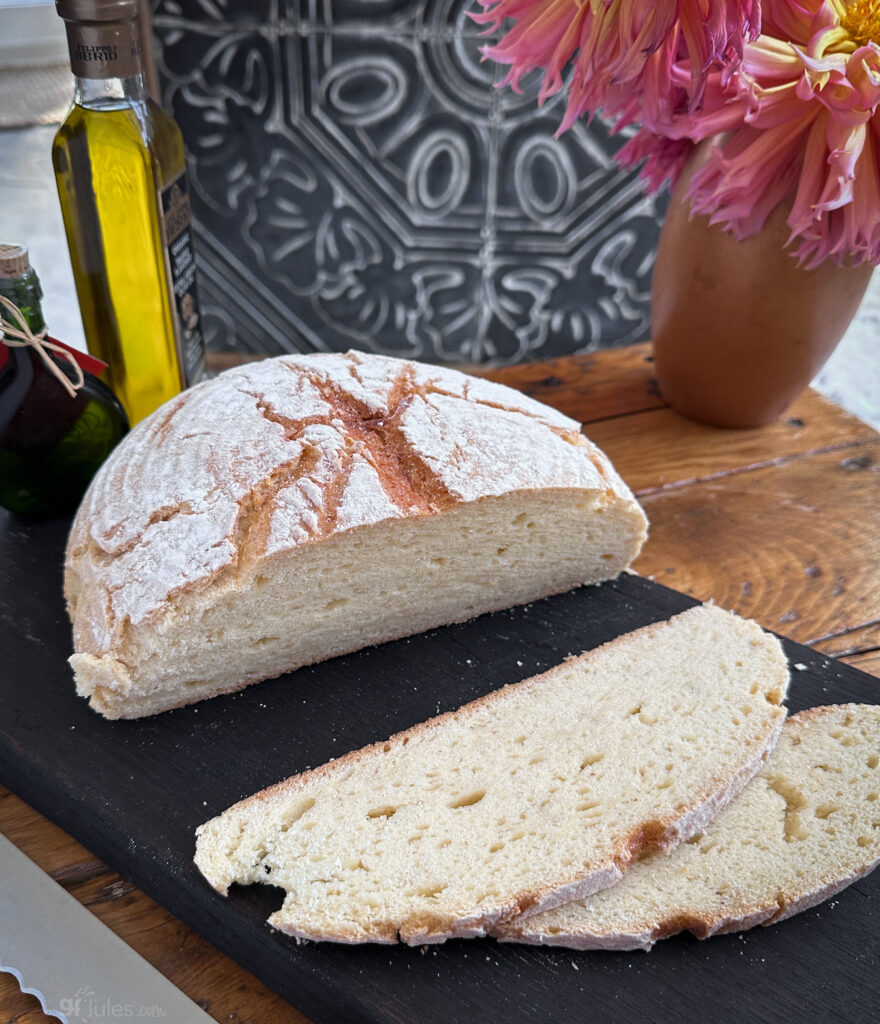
[[2, 342, 878, 1023]]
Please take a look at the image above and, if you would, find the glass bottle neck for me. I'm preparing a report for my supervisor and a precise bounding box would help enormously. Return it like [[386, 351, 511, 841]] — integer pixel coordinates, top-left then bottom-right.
[[74, 73, 148, 110], [0, 273, 46, 335]]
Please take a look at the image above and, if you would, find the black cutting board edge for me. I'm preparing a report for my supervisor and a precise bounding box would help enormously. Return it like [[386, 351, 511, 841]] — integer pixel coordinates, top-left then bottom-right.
[[1, 514, 879, 1024]]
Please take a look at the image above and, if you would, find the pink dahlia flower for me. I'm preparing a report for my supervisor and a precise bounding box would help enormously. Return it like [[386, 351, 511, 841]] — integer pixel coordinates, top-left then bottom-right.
[[471, 0, 760, 133], [616, 131, 697, 192], [684, 0, 880, 266]]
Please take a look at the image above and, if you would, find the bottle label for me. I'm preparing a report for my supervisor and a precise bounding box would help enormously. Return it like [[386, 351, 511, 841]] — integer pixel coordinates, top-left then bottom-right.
[[160, 172, 206, 387], [65, 21, 143, 80]]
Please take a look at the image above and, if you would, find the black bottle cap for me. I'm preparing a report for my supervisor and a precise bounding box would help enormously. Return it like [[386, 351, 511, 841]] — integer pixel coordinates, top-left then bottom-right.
[[56, 0, 138, 23]]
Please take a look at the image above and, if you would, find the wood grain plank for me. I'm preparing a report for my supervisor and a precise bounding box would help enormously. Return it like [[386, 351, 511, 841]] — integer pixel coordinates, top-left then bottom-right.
[[0, 789, 309, 1024], [634, 440, 880, 658], [842, 649, 880, 677], [813, 622, 880, 681], [469, 343, 664, 423], [812, 621, 880, 657], [0, 970, 54, 1024], [204, 351, 263, 374], [586, 391, 876, 495], [0, 789, 109, 880]]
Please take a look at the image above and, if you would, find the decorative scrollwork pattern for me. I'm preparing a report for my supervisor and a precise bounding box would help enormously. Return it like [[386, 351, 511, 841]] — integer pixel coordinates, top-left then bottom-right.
[[152, 0, 664, 362]]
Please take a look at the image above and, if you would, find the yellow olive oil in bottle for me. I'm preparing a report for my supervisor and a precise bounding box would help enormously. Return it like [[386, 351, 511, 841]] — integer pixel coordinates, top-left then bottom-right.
[[53, 0, 205, 425]]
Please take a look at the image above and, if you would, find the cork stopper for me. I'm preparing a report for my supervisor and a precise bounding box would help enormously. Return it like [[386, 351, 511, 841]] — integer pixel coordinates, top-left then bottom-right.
[[0, 244, 30, 280]]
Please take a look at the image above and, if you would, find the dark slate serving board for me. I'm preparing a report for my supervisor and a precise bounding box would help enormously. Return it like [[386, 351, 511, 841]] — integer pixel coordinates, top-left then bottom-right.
[[1, 510, 879, 1024]]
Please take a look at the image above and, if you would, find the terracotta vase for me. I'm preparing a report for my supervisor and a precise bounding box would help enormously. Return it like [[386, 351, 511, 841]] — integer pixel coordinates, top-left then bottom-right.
[[651, 147, 874, 428]]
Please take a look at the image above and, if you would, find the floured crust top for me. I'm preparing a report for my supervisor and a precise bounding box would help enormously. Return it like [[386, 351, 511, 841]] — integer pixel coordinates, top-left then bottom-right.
[[65, 351, 641, 658]]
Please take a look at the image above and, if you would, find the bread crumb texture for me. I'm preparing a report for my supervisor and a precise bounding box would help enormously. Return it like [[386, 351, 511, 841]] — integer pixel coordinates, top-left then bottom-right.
[[500, 704, 880, 950], [193, 604, 788, 945], [64, 351, 648, 718]]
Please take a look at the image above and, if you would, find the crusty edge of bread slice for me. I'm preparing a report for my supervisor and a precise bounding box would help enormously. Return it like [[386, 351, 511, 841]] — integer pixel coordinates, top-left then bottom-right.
[[495, 705, 880, 951], [264, 717, 786, 946], [194, 605, 788, 944]]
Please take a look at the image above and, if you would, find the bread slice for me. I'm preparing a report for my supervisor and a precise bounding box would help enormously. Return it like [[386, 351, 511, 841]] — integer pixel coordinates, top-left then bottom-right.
[[498, 704, 880, 950], [64, 351, 647, 718], [193, 604, 788, 944]]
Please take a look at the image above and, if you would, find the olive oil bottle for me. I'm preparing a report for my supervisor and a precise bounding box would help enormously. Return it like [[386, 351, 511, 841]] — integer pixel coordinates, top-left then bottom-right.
[[53, 0, 205, 425]]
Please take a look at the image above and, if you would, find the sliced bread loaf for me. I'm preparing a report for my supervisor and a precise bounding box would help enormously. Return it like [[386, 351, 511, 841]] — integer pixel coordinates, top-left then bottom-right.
[[65, 350, 647, 718], [194, 604, 788, 944], [498, 704, 880, 950]]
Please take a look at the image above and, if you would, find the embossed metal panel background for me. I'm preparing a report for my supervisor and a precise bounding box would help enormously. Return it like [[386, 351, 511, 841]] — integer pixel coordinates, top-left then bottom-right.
[[152, 0, 665, 363]]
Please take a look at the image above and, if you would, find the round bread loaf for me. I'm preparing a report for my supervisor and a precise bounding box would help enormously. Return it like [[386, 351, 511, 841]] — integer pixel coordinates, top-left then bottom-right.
[[65, 350, 648, 718]]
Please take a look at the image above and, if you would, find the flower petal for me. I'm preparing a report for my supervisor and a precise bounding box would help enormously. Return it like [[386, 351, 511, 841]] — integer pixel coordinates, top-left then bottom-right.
[[478, 0, 759, 133]]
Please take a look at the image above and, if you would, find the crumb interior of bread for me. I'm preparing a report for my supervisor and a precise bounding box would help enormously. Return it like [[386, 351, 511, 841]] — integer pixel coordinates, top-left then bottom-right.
[[508, 704, 880, 948], [193, 605, 787, 943], [79, 489, 645, 717]]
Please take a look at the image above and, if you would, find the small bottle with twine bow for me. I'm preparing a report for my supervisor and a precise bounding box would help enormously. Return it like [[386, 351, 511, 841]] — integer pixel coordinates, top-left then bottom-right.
[[0, 244, 128, 519]]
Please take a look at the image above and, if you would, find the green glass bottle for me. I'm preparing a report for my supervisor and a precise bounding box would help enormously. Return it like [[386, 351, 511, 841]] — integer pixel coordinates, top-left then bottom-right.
[[0, 244, 129, 519]]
